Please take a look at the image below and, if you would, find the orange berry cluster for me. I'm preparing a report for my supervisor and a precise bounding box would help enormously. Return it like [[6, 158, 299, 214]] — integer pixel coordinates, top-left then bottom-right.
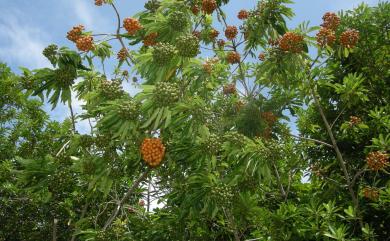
[[349, 115, 362, 127], [225, 26, 238, 40], [363, 187, 379, 201], [209, 29, 219, 40], [76, 36, 94, 52], [117, 48, 128, 61], [192, 30, 201, 39], [340, 29, 360, 48], [67, 25, 85, 42], [279, 32, 304, 53], [258, 52, 266, 61], [366, 151, 388, 171], [202, 0, 217, 14], [217, 39, 225, 48], [141, 138, 166, 167], [226, 51, 240, 64], [123, 18, 142, 35], [238, 9, 249, 20], [223, 83, 236, 95], [321, 12, 341, 31], [191, 4, 200, 15], [95, 0, 106, 6], [261, 112, 278, 125], [316, 27, 336, 47], [203, 58, 219, 74], [143, 32, 158, 46]]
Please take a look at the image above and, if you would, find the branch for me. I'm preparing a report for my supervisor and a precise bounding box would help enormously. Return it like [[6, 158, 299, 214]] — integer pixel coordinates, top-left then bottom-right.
[[290, 134, 333, 148], [307, 74, 362, 228], [103, 168, 150, 230], [110, 3, 134, 66]]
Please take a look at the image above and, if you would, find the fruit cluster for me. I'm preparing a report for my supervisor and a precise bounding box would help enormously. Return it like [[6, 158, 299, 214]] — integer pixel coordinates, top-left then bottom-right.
[[340, 29, 360, 48], [192, 30, 201, 39], [362, 187, 379, 201], [278, 32, 304, 53], [54, 66, 77, 88], [321, 12, 341, 30], [168, 11, 188, 32], [141, 138, 166, 167], [153, 81, 180, 106], [67, 25, 84, 42], [123, 18, 142, 35], [211, 184, 234, 205], [202, 0, 217, 14], [191, 4, 200, 15], [99, 80, 124, 100], [316, 27, 336, 47], [76, 36, 94, 52], [43, 44, 58, 62], [152, 43, 177, 66], [202, 134, 222, 155], [258, 52, 266, 61], [217, 39, 225, 48], [366, 151, 388, 171], [144, 0, 160, 12], [348, 115, 362, 127], [261, 111, 278, 126], [203, 57, 219, 74], [176, 34, 200, 57], [143, 32, 158, 47], [225, 25, 238, 40], [117, 48, 129, 61], [238, 9, 249, 20], [226, 51, 241, 64], [94, 0, 106, 6], [118, 99, 140, 120], [224, 131, 247, 147], [223, 83, 237, 95], [209, 29, 220, 40]]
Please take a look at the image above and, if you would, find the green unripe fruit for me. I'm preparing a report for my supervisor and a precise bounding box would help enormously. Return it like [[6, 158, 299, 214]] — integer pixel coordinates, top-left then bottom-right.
[[99, 80, 124, 100], [43, 44, 58, 63], [167, 11, 188, 32], [118, 99, 140, 120], [176, 34, 200, 57], [144, 0, 160, 12], [152, 43, 177, 66], [153, 82, 180, 106], [54, 66, 77, 88]]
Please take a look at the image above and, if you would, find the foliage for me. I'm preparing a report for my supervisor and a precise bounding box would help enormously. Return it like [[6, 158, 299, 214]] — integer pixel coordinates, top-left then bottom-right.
[[0, 1, 389, 241]]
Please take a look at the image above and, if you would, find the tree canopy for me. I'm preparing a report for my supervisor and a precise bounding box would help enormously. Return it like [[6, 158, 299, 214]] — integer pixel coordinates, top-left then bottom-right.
[[0, 0, 389, 240]]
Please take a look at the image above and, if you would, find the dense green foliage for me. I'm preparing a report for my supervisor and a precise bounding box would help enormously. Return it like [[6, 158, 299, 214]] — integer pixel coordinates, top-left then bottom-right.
[[0, 1, 389, 240]]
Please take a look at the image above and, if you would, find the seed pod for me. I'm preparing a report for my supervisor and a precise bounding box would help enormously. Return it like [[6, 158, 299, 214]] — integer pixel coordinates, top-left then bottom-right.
[[143, 32, 158, 47], [54, 66, 77, 88], [144, 0, 160, 12], [99, 80, 124, 100]]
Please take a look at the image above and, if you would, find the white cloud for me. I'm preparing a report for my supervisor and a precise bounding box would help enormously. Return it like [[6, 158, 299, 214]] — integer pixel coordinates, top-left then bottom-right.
[[0, 10, 50, 69]]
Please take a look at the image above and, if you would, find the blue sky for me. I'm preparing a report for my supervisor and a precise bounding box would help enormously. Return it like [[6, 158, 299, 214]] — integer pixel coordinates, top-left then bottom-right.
[[0, 0, 380, 132]]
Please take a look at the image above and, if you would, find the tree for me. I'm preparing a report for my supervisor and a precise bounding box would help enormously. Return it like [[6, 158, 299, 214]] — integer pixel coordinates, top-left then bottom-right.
[[0, 0, 388, 240]]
